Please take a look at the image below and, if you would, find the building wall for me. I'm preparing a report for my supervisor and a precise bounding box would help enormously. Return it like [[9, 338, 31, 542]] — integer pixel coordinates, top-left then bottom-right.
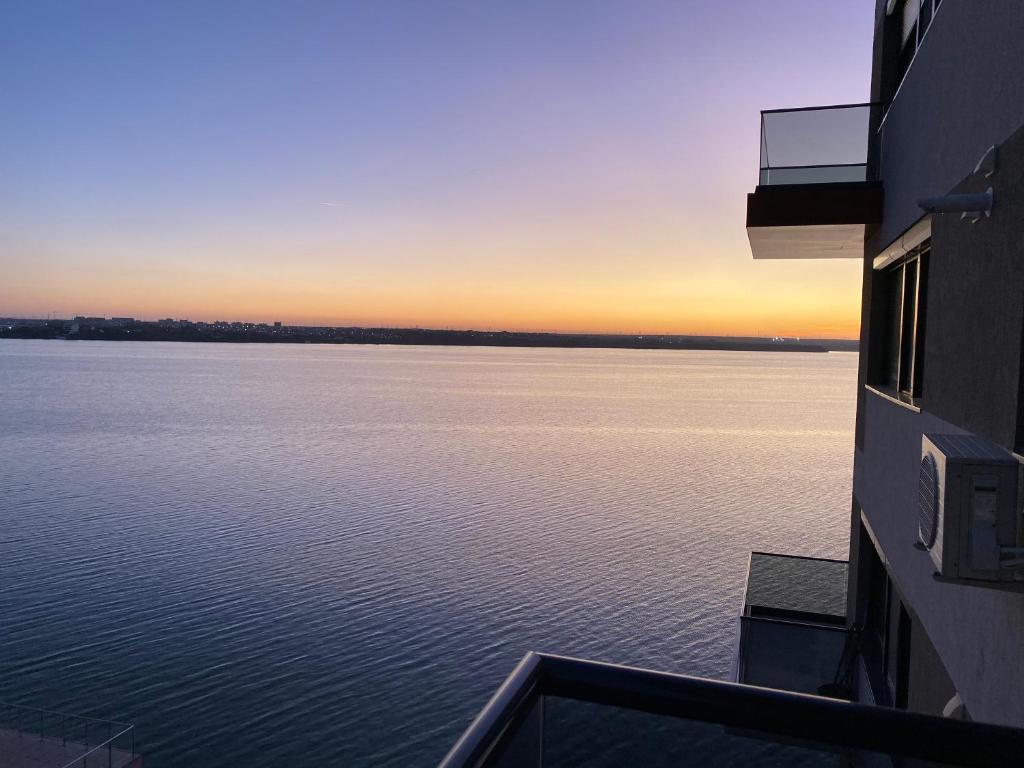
[[906, 611, 957, 718], [923, 125, 1024, 448], [870, 0, 1024, 253], [853, 393, 1024, 726], [849, 2, 1024, 726]]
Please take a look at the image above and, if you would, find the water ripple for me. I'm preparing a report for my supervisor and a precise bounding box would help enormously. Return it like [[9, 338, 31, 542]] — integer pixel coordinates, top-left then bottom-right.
[[0, 341, 856, 766]]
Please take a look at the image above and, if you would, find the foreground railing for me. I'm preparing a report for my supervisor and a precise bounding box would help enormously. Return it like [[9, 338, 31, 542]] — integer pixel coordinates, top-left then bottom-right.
[[0, 701, 137, 768], [439, 652, 1024, 768]]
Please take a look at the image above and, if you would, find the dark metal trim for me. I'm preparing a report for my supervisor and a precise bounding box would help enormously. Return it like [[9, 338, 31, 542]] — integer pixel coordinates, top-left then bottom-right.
[[761, 102, 878, 115], [749, 551, 850, 566], [759, 161, 868, 171], [438, 653, 543, 768], [745, 608, 848, 627], [0, 702, 133, 729], [746, 181, 883, 229], [438, 652, 1024, 768]]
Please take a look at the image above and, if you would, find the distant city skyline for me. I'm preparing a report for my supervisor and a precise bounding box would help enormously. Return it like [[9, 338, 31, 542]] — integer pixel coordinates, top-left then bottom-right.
[[1, 1, 871, 339], [2, 310, 852, 340]]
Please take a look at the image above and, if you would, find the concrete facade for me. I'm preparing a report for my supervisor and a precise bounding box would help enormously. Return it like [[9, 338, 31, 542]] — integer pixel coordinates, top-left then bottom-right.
[[869, 0, 1024, 252], [854, 392, 1024, 725], [850, 0, 1024, 728]]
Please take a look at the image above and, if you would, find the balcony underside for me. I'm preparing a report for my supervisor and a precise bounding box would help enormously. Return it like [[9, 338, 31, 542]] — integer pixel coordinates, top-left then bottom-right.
[[748, 223, 867, 259], [746, 181, 882, 259]]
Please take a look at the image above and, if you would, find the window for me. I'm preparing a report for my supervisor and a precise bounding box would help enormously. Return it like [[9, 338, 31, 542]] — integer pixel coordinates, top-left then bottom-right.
[[878, 241, 929, 399], [895, 0, 942, 84], [865, 542, 889, 649]]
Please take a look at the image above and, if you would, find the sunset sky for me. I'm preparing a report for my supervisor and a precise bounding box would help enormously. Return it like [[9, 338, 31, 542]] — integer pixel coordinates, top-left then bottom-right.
[[2, 1, 872, 337]]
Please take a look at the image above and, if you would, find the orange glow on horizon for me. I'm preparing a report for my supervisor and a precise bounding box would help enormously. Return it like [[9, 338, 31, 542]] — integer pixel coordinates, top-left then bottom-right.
[[2, 243, 863, 339], [2, 1, 873, 346]]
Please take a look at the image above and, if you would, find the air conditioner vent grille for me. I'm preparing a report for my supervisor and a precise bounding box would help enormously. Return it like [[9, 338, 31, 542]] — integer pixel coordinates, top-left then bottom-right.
[[919, 453, 940, 549]]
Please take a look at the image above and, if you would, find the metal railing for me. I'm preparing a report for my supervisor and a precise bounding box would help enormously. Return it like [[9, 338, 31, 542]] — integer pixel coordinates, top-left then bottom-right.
[[0, 701, 137, 768], [759, 103, 876, 185], [438, 652, 1024, 768]]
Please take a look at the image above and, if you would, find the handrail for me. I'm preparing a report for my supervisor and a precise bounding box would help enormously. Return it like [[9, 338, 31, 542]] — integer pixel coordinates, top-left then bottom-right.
[[758, 161, 867, 172], [438, 652, 1024, 768], [0, 700, 132, 729], [1, 701, 136, 768], [748, 550, 850, 565], [438, 653, 542, 768], [761, 101, 878, 115]]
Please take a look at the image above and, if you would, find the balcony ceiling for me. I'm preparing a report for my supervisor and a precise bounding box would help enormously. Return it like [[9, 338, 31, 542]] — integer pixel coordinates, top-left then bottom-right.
[[748, 223, 867, 259]]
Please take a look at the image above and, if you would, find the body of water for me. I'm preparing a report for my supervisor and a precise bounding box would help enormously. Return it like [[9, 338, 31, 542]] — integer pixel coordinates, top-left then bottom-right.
[[0, 340, 856, 766]]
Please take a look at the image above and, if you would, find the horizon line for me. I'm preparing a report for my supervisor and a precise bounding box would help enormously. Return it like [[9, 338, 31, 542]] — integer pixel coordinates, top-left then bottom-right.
[[1, 313, 860, 342]]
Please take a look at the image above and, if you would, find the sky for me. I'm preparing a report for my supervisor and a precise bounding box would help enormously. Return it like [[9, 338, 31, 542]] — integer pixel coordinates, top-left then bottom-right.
[[1, 1, 873, 337]]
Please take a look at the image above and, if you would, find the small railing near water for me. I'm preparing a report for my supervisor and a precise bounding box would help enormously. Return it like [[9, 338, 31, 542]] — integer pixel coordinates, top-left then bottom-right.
[[0, 701, 137, 768]]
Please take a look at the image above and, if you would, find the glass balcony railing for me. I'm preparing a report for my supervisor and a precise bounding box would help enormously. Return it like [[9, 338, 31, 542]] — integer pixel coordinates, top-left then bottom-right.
[[759, 104, 874, 185], [438, 652, 1024, 768], [737, 615, 850, 697], [737, 552, 852, 696]]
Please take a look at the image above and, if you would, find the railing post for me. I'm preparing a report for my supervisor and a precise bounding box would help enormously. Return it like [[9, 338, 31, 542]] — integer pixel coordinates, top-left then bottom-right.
[[538, 695, 545, 768]]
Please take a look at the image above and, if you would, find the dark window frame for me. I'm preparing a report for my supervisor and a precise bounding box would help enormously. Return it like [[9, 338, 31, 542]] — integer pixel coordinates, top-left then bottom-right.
[[893, 0, 944, 90], [874, 241, 929, 400]]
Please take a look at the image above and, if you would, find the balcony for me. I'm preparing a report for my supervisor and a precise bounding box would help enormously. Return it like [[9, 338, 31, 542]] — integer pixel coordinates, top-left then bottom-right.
[[0, 702, 139, 768], [438, 652, 1024, 768], [736, 552, 851, 697], [747, 103, 882, 260]]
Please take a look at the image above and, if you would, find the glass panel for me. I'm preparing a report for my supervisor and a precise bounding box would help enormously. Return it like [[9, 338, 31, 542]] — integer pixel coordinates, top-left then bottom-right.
[[760, 106, 871, 170], [744, 553, 848, 621], [739, 618, 848, 696], [902, 0, 921, 46], [884, 264, 904, 388], [539, 698, 963, 768], [543, 698, 836, 767], [913, 248, 929, 395], [899, 258, 919, 395], [480, 697, 543, 768], [920, 0, 933, 38], [759, 165, 867, 186], [758, 105, 871, 186]]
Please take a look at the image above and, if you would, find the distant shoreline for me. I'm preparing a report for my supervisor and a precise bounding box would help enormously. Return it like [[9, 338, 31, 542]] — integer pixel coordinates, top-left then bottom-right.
[[1, 321, 856, 354]]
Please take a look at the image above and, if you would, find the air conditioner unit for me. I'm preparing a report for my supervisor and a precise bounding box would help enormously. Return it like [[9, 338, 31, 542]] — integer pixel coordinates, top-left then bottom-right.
[[918, 434, 1022, 583]]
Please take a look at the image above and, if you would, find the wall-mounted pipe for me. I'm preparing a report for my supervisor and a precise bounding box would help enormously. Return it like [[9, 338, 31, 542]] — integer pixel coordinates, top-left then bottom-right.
[[917, 188, 993, 220]]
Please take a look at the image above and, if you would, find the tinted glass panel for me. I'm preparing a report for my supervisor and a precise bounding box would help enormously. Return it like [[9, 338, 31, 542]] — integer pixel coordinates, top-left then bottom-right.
[[899, 259, 919, 394]]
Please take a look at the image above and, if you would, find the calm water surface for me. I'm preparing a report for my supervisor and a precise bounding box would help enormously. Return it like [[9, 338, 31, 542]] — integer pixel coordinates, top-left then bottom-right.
[[0, 341, 856, 766]]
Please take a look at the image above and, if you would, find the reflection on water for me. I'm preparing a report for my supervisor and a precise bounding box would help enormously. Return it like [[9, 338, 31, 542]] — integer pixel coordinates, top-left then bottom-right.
[[0, 341, 856, 766]]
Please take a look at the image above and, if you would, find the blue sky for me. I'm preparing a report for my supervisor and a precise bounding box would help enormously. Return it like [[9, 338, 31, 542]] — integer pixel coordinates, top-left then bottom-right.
[[1, 1, 873, 335]]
